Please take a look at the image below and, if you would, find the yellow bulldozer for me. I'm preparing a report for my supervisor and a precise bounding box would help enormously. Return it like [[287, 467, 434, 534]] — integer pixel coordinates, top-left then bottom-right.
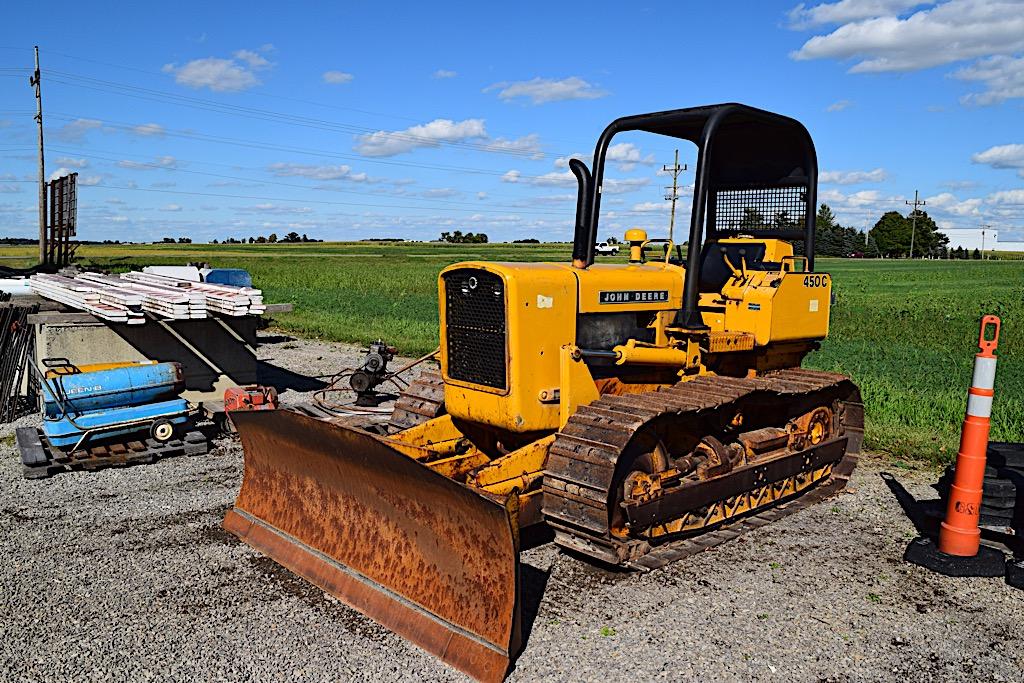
[[224, 103, 864, 682]]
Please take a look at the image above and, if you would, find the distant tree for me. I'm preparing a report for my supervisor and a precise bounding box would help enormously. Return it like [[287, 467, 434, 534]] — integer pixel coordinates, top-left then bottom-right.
[[283, 231, 301, 243], [972, 248, 982, 260], [268, 233, 278, 243], [605, 235, 619, 245], [301, 233, 309, 242], [211, 239, 219, 244], [440, 230, 488, 244], [869, 211, 911, 257], [256, 235, 267, 243], [513, 238, 540, 244], [161, 237, 175, 243], [907, 210, 946, 257], [738, 208, 767, 232], [177, 237, 192, 244]]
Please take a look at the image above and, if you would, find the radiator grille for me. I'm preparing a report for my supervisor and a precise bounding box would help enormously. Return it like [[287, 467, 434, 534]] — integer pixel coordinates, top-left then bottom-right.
[[443, 269, 507, 390], [713, 186, 807, 235]]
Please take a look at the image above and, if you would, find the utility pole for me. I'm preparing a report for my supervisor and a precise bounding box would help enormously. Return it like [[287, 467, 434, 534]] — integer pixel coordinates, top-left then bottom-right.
[[662, 149, 687, 242], [30, 46, 46, 266], [906, 190, 925, 259], [980, 223, 992, 260]]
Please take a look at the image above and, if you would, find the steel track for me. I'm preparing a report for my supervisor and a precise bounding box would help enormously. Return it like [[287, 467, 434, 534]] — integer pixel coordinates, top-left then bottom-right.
[[542, 368, 864, 569], [388, 370, 447, 432]]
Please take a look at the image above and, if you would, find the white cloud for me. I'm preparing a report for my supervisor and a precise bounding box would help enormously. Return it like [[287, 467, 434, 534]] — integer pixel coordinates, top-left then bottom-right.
[[554, 153, 587, 169], [631, 201, 669, 213], [268, 162, 372, 182], [826, 99, 854, 111], [132, 123, 165, 137], [233, 49, 270, 69], [972, 143, 1024, 177], [501, 169, 570, 186], [54, 157, 88, 168], [239, 203, 314, 214], [792, 1, 1024, 72], [117, 156, 178, 170], [486, 134, 544, 159], [485, 76, 608, 104], [601, 178, 651, 194], [422, 188, 460, 198], [477, 191, 487, 199], [988, 188, 1024, 204], [78, 175, 102, 186], [54, 118, 102, 142], [432, 69, 457, 79], [942, 179, 979, 189], [354, 118, 487, 157], [955, 55, 1024, 105], [787, 0, 934, 28], [163, 47, 272, 92], [790, 1, 1024, 104], [0, 184, 21, 193], [161, 204, 183, 212], [607, 143, 657, 171], [925, 191, 983, 215], [502, 169, 649, 194], [322, 70, 354, 84], [820, 168, 888, 184]]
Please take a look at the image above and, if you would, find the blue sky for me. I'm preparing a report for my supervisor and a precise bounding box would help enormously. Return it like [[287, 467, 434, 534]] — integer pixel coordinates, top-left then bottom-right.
[[1, 0, 1023, 243]]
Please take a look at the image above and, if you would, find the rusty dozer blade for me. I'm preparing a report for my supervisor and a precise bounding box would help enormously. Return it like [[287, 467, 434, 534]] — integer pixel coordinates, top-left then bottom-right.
[[224, 409, 521, 683]]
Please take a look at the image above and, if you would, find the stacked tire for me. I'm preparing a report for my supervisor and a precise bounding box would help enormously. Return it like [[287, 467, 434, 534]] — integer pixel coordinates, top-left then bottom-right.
[[937, 442, 1024, 528]]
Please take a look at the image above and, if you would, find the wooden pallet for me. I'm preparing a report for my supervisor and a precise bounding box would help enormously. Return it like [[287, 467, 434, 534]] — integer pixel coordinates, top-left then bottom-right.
[[16, 426, 209, 480]]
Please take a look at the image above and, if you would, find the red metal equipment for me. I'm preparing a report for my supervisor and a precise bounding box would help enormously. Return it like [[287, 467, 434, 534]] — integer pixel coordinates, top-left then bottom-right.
[[224, 386, 279, 413]]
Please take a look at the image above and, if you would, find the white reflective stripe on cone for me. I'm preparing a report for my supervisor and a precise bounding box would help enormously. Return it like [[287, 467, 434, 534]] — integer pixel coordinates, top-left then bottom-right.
[[971, 356, 997, 391], [967, 393, 994, 419]]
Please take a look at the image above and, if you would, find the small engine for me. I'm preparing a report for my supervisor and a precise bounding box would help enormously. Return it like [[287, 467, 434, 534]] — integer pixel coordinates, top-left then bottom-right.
[[350, 340, 396, 406]]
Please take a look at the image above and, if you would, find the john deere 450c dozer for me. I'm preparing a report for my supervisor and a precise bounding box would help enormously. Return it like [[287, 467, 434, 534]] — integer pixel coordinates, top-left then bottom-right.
[[225, 103, 863, 682]]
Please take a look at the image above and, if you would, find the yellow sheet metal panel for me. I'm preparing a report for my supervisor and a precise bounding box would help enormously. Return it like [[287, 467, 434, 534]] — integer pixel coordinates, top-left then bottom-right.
[[769, 271, 831, 341], [576, 263, 684, 313], [721, 270, 830, 345], [439, 261, 578, 432]]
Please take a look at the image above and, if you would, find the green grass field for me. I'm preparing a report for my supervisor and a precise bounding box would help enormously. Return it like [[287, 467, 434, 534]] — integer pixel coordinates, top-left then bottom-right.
[[3, 241, 1021, 463]]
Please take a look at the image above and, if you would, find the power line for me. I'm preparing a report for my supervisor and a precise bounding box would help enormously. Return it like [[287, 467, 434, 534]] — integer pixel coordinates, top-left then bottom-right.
[[38, 146, 568, 214], [41, 110, 562, 182], [13, 46, 595, 150], [44, 69, 555, 159], [39, 143, 542, 204]]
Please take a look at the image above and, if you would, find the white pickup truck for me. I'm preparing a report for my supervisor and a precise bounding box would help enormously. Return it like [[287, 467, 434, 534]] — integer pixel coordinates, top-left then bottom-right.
[[595, 242, 620, 256]]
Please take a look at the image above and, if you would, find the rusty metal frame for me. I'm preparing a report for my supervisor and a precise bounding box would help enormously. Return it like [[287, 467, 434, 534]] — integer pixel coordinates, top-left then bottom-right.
[[46, 172, 76, 267]]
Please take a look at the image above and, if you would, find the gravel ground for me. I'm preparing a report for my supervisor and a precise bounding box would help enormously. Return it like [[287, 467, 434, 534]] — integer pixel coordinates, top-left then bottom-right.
[[2, 332, 1023, 682]]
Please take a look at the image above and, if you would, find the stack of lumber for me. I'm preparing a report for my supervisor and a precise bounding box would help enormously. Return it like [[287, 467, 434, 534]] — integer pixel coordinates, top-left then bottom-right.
[[121, 272, 264, 316], [78, 273, 206, 320], [28, 270, 264, 323], [29, 274, 145, 324]]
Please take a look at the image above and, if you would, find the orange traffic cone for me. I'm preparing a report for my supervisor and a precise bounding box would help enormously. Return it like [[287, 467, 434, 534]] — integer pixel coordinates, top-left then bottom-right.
[[905, 315, 1006, 577]]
